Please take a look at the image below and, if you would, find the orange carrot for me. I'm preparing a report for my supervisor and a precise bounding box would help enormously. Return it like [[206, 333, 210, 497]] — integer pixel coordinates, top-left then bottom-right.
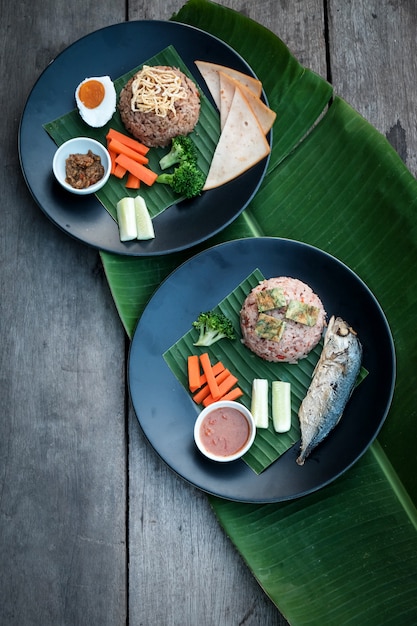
[[202, 374, 239, 407], [109, 149, 118, 175], [203, 386, 243, 406], [106, 128, 150, 155], [107, 139, 149, 165], [115, 153, 158, 187], [199, 361, 225, 386], [199, 353, 220, 401], [202, 387, 241, 406], [113, 163, 127, 179], [217, 373, 238, 395], [217, 387, 243, 403], [193, 367, 231, 404], [214, 368, 232, 385], [193, 384, 211, 405], [188, 355, 201, 393], [125, 173, 141, 189]]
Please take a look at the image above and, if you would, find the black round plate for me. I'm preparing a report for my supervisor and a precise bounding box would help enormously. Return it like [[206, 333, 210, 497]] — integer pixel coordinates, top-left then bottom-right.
[[128, 237, 396, 502], [18, 21, 270, 256]]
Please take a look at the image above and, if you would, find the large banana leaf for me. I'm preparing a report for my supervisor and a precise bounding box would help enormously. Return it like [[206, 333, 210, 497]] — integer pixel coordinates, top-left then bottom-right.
[[101, 0, 417, 623]]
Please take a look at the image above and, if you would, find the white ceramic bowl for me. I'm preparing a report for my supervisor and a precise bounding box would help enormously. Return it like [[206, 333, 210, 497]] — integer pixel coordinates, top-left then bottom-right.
[[52, 137, 111, 195], [194, 400, 256, 462]]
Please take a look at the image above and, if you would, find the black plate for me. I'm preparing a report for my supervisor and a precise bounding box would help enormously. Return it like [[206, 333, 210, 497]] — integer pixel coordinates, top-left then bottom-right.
[[128, 238, 396, 502], [18, 21, 270, 256]]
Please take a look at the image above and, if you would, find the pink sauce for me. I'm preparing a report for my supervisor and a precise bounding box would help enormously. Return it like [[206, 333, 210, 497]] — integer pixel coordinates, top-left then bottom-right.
[[199, 406, 250, 457]]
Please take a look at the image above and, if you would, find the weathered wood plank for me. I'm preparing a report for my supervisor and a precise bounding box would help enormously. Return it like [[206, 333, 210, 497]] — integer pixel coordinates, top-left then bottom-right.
[[0, 1, 127, 625], [3, 0, 416, 625], [328, 0, 417, 177]]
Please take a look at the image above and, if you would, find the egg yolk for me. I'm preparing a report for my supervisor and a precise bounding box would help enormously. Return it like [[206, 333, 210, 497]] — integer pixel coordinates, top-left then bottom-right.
[[78, 80, 105, 109]]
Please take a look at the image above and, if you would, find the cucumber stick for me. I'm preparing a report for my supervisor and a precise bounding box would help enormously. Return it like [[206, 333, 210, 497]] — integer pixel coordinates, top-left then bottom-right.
[[134, 196, 155, 240], [116, 197, 137, 241], [116, 195, 155, 242], [272, 381, 291, 432], [251, 379, 269, 428]]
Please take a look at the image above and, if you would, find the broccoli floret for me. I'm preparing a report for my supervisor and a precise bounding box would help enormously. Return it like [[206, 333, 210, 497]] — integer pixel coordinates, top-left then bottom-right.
[[192, 311, 235, 347], [156, 161, 205, 199], [159, 135, 198, 170]]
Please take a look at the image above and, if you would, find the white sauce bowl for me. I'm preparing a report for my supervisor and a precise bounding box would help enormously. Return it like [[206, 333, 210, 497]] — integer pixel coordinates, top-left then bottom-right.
[[52, 137, 111, 195], [194, 400, 256, 462]]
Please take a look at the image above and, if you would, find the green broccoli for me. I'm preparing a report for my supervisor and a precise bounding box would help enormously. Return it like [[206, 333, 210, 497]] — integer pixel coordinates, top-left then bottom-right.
[[159, 135, 198, 170], [192, 311, 236, 346], [156, 161, 205, 199]]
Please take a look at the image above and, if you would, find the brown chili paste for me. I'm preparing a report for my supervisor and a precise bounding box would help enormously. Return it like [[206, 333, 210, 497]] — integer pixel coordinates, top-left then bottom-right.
[[65, 150, 104, 189]]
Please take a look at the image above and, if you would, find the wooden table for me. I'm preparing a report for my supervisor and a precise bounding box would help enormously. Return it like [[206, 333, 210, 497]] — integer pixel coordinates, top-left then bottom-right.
[[2, 1, 416, 624]]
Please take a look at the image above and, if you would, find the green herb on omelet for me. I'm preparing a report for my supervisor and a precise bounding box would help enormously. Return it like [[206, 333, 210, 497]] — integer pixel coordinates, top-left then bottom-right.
[[285, 300, 320, 326], [255, 313, 286, 342], [256, 288, 286, 312]]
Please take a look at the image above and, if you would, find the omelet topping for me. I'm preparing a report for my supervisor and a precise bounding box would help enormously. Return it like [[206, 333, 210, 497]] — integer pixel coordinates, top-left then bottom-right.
[[285, 300, 320, 327], [256, 288, 286, 312], [255, 313, 286, 342]]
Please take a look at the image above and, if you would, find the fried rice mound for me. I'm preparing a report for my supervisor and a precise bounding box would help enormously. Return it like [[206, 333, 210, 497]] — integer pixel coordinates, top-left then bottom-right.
[[240, 276, 327, 363], [118, 65, 201, 148]]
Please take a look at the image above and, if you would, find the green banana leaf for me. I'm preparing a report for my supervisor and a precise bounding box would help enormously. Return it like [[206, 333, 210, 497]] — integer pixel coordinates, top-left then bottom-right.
[[101, 0, 417, 623], [162, 268, 316, 474]]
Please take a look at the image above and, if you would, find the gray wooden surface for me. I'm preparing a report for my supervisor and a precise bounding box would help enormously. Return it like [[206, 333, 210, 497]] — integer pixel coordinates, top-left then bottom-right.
[[1, 1, 416, 624]]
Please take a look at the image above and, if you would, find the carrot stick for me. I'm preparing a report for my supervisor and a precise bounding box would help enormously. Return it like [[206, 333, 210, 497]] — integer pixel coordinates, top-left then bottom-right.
[[202, 374, 239, 407], [199, 361, 225, 386], [188, 355, 201, 392], [217, 373, 238, 395], [218, 387, 243, 403], [115, 153, 158, 186], [107, 139, 149, 165], [199, 353, 221, 401], [214, 368, 232, 385], [109, 149, 118, 175], [193, 367, 231, 404], [106, 128, 150, 155], [113, 163, 127, 179], [193, 383, 211, 405], [125, 173, 141, 189], [203, 386, 243, 407]]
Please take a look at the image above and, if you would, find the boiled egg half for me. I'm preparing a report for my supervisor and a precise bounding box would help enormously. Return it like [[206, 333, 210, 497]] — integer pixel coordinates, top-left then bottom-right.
[[75, 76, 116, 128]]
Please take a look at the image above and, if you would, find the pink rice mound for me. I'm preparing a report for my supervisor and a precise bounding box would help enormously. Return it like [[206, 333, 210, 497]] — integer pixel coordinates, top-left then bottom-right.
[[118, 66, 201, 148], [240, 276, 327, 363]]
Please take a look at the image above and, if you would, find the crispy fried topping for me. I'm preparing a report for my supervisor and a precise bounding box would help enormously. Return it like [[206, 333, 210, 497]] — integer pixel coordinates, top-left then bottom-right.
[[130, 66, 188, 118]]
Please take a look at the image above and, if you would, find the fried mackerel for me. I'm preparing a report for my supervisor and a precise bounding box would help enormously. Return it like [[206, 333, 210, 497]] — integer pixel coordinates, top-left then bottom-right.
[[296, 316, 362, 465]]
